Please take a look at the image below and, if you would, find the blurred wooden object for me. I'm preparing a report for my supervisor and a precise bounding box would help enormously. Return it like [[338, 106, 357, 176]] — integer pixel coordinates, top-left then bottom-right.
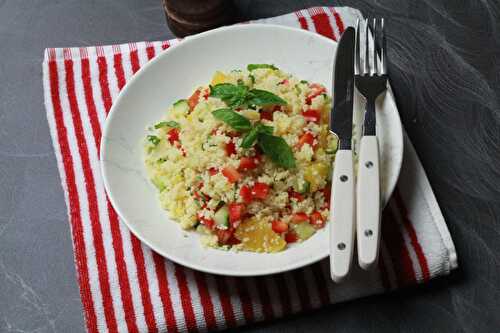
[[163, 0, 236, 37]]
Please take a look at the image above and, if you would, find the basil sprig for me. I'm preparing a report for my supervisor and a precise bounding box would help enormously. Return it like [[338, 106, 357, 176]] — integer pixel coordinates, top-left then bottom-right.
[[210, 83, 286, 109], [211, 108, 295, 169]]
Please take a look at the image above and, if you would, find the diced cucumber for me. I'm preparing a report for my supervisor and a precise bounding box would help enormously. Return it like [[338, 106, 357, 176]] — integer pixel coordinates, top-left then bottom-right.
[[293, 179, 310, 194], [214, 206, 229, 229], [292, 223, 316, 240], [151, 176, 166, 192], [173, 99, 189, 113]]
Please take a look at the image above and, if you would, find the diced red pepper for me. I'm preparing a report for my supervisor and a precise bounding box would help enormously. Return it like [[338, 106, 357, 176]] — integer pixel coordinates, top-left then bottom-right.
[[167, 128, 180, 144], [188, 89, 201, 110], [227, 235, 242, 245], [309, 211, 325, 228], [239, 157, 259, 171], [323, 183, 332, 208], [202, 89, 209, 100], [288, 190, 304, 202], [285, 231, 299, 243], [302, 109, 321, 124], [291, 212, 309, 224], [227, 132, 241, 138], [251, 182, 270, 200], [279, 79, 289, 85], [228, 203, 245, 224], [200, 217, 215, 230], [272, 220, 289, 233], [216, 228, 235, 244], [296, 132, 315, 149], [208, 167, 218, 176], [260, 110, 274, 121], [225, 141, 237, 156], [239, 185, 252, 204], [222, 166, 241, 183]]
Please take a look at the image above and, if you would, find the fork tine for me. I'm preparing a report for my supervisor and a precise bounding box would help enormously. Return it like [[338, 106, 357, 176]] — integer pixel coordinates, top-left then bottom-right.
[[364, 18, 369, 75], [372, 18, 378, 75], [381, 18, 387, 74], [355, 19, 360, 75]]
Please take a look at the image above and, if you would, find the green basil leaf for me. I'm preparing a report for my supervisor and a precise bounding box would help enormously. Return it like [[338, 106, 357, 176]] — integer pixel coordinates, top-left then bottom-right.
[[241, 127, 259, 148], [257, 133, 296, 169], [212, 108, 252, 132], [154, 121, 180, 129], [247, 89, 287, 106], [247, 64, 278, 71], [258, 124, 274, 135], [210, 83, 248, 107], [147, 135, 160, 146]]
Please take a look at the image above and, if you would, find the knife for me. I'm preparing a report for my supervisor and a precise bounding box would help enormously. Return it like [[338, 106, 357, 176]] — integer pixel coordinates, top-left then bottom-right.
[[329, 27, 356, 282]]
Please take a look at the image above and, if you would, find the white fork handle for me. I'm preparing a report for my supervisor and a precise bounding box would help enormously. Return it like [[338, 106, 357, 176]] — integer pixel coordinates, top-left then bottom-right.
[[356, 136, 381, 270], [330, 149, 355, 282]]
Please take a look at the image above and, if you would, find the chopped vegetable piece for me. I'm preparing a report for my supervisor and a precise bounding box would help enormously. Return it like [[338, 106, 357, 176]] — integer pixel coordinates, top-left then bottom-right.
[[167, 128, 179, 144], [228, 203, 245, 224], [225, 141, 237, 156], [147, 135, 160, 146], [285, 231, 299, 243], [297, 132, 315, 149], [200, 217, 215, 230], [302, 109, 321, 124], [238, 156, 259, 171], [260, 110, 274, 121], [291, 212, 309, 224], [309, 211, 325, 228], [288, 190, 304, 202], [188, 89, 201, 110], [271, 220, 288, 233], [293, 222, 316, 240], [222, 166, 241, 183], [239, 185, 252, 204], [216, 228, 236, 245], [251, 182, 270, 200], [214, 206, 230, 229], [247, 64, 278, 71], [154, 120, 180, 129]]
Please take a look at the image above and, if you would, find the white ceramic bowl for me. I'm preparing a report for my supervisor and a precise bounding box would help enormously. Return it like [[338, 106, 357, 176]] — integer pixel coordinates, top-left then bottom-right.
[[101, 24, 403, 276]]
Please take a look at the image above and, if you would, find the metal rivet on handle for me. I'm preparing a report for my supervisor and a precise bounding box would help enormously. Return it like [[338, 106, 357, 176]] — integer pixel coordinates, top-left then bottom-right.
[[340, 175, 348, 182], [337, 242, 346, 250], [364, 229, 373, 237], [365, 161, 373, 168]]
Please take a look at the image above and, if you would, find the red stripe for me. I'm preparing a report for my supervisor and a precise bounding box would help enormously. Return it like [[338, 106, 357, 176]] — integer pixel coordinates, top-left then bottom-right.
[[254, 277, 274, 321], [331, 9, 345, 34], [113, 53, 126, 90], [273, 274, 292, 315], [80, 50, 139, 333], [292, 269, 312, 311], [130, 45, 140, 74], [193, 271, 217, 330], [146, 45, 155, 61], [382, 206, 416, 286], [295, 11, 308, 30], [394, 189, 431, 282], [309, 8, 336, 41], [233, 277, 255, 324], [152, 254, 178, 333], [96, 53, 113, 114], [174, 264, 197, 331], [311, 262, 330, 306], [131, 236, 158, 332], [161, 40, 170, 50], [48, 58, 99, 333], [215, 277, 237, 327], [64, 55, 118, 333]]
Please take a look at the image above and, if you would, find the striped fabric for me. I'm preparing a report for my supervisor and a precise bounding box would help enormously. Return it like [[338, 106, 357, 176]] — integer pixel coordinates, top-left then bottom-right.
[[42, 7, 457, 333]]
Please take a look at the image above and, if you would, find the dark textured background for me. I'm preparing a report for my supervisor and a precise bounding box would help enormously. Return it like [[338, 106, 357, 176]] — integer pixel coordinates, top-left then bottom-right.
[[1, 0, 499, 332]]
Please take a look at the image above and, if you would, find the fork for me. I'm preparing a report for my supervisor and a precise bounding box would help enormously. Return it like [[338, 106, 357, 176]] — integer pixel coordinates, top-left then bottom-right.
[[355, 18, 388, 270]]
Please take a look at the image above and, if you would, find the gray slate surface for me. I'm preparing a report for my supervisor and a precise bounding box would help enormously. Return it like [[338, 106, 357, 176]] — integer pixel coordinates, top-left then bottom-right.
[[1, 0, 499, 332]]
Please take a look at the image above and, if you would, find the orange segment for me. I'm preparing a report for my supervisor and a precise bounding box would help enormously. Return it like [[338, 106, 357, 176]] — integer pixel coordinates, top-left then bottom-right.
[[235, 218, 287, 253]]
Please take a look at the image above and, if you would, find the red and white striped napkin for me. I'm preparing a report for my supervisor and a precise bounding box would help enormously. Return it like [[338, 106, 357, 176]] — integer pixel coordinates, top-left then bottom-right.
[[42, 7, 457, 333]]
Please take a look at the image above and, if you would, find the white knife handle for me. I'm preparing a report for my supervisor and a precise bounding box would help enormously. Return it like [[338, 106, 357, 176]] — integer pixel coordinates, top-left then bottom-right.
[[356, 136, 381, 270], [330, 149, 355, 282]]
